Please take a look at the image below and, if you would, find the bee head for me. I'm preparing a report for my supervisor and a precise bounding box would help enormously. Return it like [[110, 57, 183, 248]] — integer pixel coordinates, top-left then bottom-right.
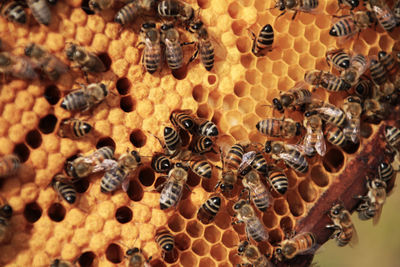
[[65, 44, 77, 60], [130, 150, 141, 164], [0, 204, 13, 219], [99, 83, 109, 97], [142, 22, 156, 31], [24, 44, 34, 57], [264, 141, 272, 153], [272, 98, 284, 112], [0, 53, 11, 66], [161, 23, 174, 32], [126, 247, 140, 255], [238, 241, 249, 253]]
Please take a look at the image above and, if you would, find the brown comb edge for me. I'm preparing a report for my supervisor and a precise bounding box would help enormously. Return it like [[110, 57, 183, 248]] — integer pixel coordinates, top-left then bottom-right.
[[274, 107, 400, 267]]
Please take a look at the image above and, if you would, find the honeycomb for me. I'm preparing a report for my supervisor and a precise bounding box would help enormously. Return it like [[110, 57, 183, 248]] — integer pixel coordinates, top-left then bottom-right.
[[0, 0, 399, 266]]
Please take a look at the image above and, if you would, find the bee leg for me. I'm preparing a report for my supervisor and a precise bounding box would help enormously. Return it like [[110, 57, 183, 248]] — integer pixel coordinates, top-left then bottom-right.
[[277, 10, 286, 18], [353, 195, 368, 201], [188, 45, 200, 64], [291, 11, 298, 20], [83, 71, 90, 83], [181, 41, 195, 46]]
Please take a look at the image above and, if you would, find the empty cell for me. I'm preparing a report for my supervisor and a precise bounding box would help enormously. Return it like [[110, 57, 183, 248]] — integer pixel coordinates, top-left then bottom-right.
[[254, 0, 267, 11], [105, 243, 123, 263], [187, 171, 201, 187], [275, 35, 292, 50], [197, 0, 211, 9], [229, 249, 242, 266], [221, 230, 239, 248], [360, 123, 372, 139], [287, 191, 305, 217], [311, 165, 329, 187], [282, 49, 299, 65], [272, 61, 287, 76], [239, 0, 254, 6], [256, 57, 268, 73], [228, 2, 241, 19], [120, 96, 135, 112], [280, 216, 294, 232], [13, 143, 30, 163], [179, 200, 196, 219], [273, 198, 288, 215], [207, 75, 217, 86], [362, 28, 378, 45], [298, 13, 315, 26], [78, 251, 96, 267], [192, 239, 210, 256], [299, 54, 315, 69], [180, 251, 198, 267], [193, 85, 208, 103], [288, 65, 304, 82], [197, 104, 211, 119], [116, 77, 131, 95], [379, 35, 394, 52], [273, 19, 289, 33], [322, 148, 344, 173], [222, 95, 238, 110], [298, 179, 317, 203], [315, 14, 331, 29], [138, 167, 155, 187], [304, 26, 319, 42], [268, 228, 283, 244], [186, 220, 204, 238], [172, 65, 188, 80], [288, 22, 304, 37], [240, 54, 254, 69], [229, 125, 248, 141], [75, 178, 90, 193], [199, 257, 216, 267], [293, 38, 309, 54], [219, 262, 232, 267], [129, 129, 146, 148], [225, 111, 241, 127], [232, 20, 247, 36], [214, 211, 230, 230], [39, 114, 57, 134], [245, 69, 259, 85], [238, 98, 254, 114], [25, 130, 42, 149], [211, 244, 227, 261], [261, 73, 277, 88], [236, 37, 251, 53], [47, 203, 66, 222], [342, 141, 360, 155], [242, 113, 258, 131], [319, 31, 335, 47], [204, 225, 221, 243], [234, 81, 250, 97], [164, 248, 179, 263], [208, 91, 222, 108], [248, 130, 265, 144], [175, 233, 191, 251], [168, 214, 185, 233], [309, 42, 324, 58], [278, 77, 293, 91], [255, 103, 269, 118], [126, 180, 143, 202], [115, 206, 132, 224], [96, 137, 116, 150], [328, 91, 347, 107], [44, 85, 60, 105], [262, 210, 278, 229], [250, 85, 266, 100]]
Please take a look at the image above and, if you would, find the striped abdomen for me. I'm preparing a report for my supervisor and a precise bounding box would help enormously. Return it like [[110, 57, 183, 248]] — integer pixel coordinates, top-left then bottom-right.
[[268, 171, 288, 195], [324, 125, 346, 147], [256, 119, 282, 137], [0, 155, 20, 178], [151, 154, 172, 173], [52, 179, 76, 204], [165, 41, 183, 70], [2, 1, 27, 24], [250, 153, 268, 175], [385, 126, 400, 148], [321, 73, 351, 92], [378, 51, 398, 79], [293, 232, 316, 253], [170, 111, 195, 131], [156, 229, 175, 252], [100, 166, 127, 193], [370, 60, 387, 85], [159, 181, 183, 210], [114, 2, 138, 25], [225, 143, 245, 170], [28, 0, 51, 25], [61, 90, 88, 111], [59, 118, 92, 139], [328, 50, 350, 70], [143, 43, 161, 74], [250, 183, 270, 211], [302, 0, 319, 9], [252, 24, 274, 56], [164, 126, 181, 153], [246, 217, 268, 242], [197, 120, 218, 136], [191, 160, 212, 179], [378, 162, 394, 183], [329, 16, 357, 37], [197, 196, 221, 224], [336, 227, 353, 247], [373, 5, 397, 32], [200, 39, 214, 71], [282, 149, 308, 173]]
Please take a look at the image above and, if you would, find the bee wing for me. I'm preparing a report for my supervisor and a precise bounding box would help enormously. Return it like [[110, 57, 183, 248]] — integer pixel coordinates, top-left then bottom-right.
[[315, 105, 344, 118], [238, 151, 256, 172], [122, 175, 130, 192], [349, 224, 359, 247], [97, 159, 118, 172], [315, 130, 326, 156], [372, 203, 383, 226]]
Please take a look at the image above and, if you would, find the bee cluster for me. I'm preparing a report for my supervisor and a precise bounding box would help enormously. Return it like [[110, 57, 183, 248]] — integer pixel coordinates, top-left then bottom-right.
[[0, 0, 56, 26]]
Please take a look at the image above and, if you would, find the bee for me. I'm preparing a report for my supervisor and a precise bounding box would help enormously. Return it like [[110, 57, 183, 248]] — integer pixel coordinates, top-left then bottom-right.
[[309, 101, 347, 127], [354, 78, 376, 99], [151, 154, 172, 173], [126, 247, 151, 267], [341, 54, 368, 85], [65, 43, 106, 73], [187, 20, 216, 70], [274, 232, 316, 261], [329, 11, 374, 38], [366, 0, 397, 32], [369, 59, 387, 85], [326, 204, 358, 247], [378, 162, 395, 183], [191, 136, 214, 154], [395, 0, 400, 24], [241, 170, 271, 212], [114, 0, 157, 25], [190, 159, 212, 179], [58, 118, 92, 139], [337, 0, 359, 10], [196, 119, 219, 137], [60, 82, 109, 112], [101, 150, 141, 193], [232, 199, 268, 242], [378, 51, 400, 83], [170, 110, 195, 132], [272, 83, 312, 113], [157, 0, 194, 25], [304, 70, 351, 92], [265, 141, 309, 174], [50, 259, 76, 267], [324, 124, 346, 148], [0, 154, 21, 178], [249, 23, 274, 57], [326, 48, 351, 71], [238, 240, 272, 267], [160, 23, 183, 70], [197, 196, 221, 224], [274, 0, 319, 20], [66, 146, 115, 179], [159, 162, 189, 210], [0, 52, 38, 80], [268, 168, 289, 195], [302, 110, 326, 156], [51, 174, 77, 204], [24, 43, 68, 81], [0, 197, 12, 244], [354, 178, 387, 225], [215, 143, 246, 192], [139, 22, 161, 74], [385, 125, 400, 152], [342, 96, 362, 143], [27, 0, 51, 26], [256, 118, 301, 138], [363, 98, 388, 123], [379, 81, 398, 104], [239, 151, 268, 176], [0, 1, 27, 24], [88, 0, 114, 12], [156, 228, 175, 255]]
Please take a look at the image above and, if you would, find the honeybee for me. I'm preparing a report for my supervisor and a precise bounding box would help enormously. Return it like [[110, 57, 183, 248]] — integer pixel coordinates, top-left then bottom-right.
[[139, 22, 161, 74], [354, 78, 376, 99], [264, 141, 309, 174], [378, 51, 400, 83], [197, 196, 221, 224], [215, 143, 245, 192], [196, 119, 219, 137], [190, 159, 212, 179], [114, 0, 157, 25], [156, 228, 175, 255], [354, 178, 386, 225], [88, 0, 114, 12], [309, 101, 347, 127], [60, 82, 109, 112], [238, 240, 272, 267], [274, 0, 319, 20], [366, 0, 397, 32], [126, 247, 151, 267], [324, 124, 346, 148], [0, 197, 12, 244], [24, 43, 68, 81], [395, 0, 400, 24], [27, 0, 51, 26], [241, 170, 271, 212], [268, 168, 288, 195], [302, 110, 326, 156], [191, 136, 214, 154], [0, 154, 21, 178], [369, 59, 387, 85], [1, 1, 27, 24], [158, 162, 189, 210], [101, 150, 141, 193], [363, 98, 388, 123], [329, 11, 374, 38], [342, 96, 362, 143], [66, 146, 115, 179], [187, 20, 215, 71], [341, 54, 368, 85], [232, 199, 268, 242], [256, 118, 301, 138], [304, 70, 351, 92], [326, 48, 351, 71], [170, 110, 195, 132], [379, 81, 398, 104], [65, 43, 106, 73], [160, 23, 183, 70], [273, 83, 312, 113], [58, 118, 92, 139], [239, 151, 269, 176], [337, 0, 359, 10], [274, 232, 316, 261], [385, 125, 400, 152], [151, 153, 172, 173], [157, 0, 194, 25], [50, 259, 76, 267], [51, 174, 77, 204], [0, 52, 38, 80], [326, 204, 358, 247], [378, 161, 395, 183], [250, 23, 274, 57]]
